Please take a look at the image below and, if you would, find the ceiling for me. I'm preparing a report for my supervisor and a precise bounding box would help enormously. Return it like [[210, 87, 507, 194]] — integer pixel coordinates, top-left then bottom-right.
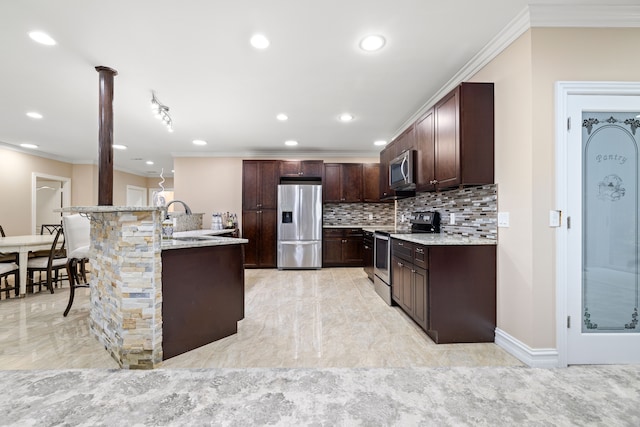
[[0, 0, 622, 177]]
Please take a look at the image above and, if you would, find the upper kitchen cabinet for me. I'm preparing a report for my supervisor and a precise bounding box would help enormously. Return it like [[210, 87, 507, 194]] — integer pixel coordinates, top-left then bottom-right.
[[430, 82, 494, 190], [242, 160, 278, 210], [324, 163, 363, 203], [362, 163, 380, 202], [415, 108, 436, 192], [279, 160, 323, 178]]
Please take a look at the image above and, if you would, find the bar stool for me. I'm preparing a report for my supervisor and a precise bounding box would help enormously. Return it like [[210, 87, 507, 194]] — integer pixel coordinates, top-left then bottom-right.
[[62, 214, 90, 317]]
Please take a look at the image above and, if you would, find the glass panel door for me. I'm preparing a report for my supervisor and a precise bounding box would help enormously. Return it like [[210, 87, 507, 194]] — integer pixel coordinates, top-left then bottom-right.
[[582, 112, 639, 334]]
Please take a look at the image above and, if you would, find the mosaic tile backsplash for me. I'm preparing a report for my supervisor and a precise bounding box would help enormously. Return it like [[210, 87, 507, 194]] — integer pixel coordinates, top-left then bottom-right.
[[323, 203, 395, 226], [322, 185, 497, 239], [397, 184, 497, 239]]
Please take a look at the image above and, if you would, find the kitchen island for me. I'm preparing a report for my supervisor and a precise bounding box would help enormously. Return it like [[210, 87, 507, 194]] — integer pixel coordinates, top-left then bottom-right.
[[64, 207, 247, 369]]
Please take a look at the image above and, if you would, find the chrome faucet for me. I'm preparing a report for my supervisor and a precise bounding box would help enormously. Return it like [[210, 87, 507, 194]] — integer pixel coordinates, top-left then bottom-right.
[[165, 200, 192, 215]]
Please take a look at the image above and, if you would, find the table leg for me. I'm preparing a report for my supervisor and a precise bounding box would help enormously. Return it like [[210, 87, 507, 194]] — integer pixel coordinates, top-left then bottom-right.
[[18, 250, 28, 297]]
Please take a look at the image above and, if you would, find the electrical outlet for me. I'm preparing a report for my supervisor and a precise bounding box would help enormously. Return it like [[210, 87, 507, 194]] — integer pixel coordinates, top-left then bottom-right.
[[449, 213, 455, 225], [368, 213, 373, 220], [401, 214, 406, 222], [498, 212, 510, 227], [549, 210, 561, 227]]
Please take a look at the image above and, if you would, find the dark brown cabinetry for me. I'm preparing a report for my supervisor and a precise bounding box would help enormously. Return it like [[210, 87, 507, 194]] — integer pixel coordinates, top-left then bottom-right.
[[242, 160, 278, 268], [322, 228, 364, 267], [242, 160, 278, 210], [363, 164, 381, 202], [428, 245, 496, 343], [280, 160, 323, 178], [162, 243, 245, 360], [391, 239, 428, 331], [420, 82, 494, 191], [242, 209, 277, 268], [323, 163, 363, 203], [382, 82, 494, 194], [391, 238, 496, 343]]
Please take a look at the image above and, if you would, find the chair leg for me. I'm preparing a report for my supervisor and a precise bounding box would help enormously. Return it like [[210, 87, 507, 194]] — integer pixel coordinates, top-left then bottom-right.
[[63, 260, 77, 317]]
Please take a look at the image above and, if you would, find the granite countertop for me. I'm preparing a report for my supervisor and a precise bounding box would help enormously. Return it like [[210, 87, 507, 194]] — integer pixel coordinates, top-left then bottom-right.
[[162, 229, 247, 250], [390, 233, 497, 246]]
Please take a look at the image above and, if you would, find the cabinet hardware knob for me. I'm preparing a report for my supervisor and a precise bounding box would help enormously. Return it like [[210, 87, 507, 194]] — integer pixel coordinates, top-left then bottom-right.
[[398, 243, 403, 246], [411, 269, 416, 273]]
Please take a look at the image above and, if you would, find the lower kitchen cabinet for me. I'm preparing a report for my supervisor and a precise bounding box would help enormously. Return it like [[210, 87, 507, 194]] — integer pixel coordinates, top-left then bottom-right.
[[242, 209, 277, 268], [323, 228, 363, 267], [391, 239, 495, 343], [391, 247, 428, 331]]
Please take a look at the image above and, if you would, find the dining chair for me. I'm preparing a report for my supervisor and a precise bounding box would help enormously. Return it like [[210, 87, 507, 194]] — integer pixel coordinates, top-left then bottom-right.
[[0, 225, 20, 298], [26, 227, 68, 294], [62, 214, 90, 317], [41, 224, 63, 235]]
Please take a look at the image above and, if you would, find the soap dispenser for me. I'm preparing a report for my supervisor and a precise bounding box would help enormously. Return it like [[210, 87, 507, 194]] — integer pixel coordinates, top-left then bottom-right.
[[162, 214, 174, 239]]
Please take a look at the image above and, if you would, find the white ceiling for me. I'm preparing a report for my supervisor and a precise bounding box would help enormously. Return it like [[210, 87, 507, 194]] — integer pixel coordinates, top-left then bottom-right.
[[0, 1, 634, 177]]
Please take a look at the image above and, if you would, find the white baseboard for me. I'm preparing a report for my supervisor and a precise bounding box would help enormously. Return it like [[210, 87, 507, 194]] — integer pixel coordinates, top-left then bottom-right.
[[495, 328, 559, 368]]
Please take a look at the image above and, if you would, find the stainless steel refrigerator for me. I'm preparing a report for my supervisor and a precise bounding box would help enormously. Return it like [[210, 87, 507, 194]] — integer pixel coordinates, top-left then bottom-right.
[[277, 184, 322, 269]]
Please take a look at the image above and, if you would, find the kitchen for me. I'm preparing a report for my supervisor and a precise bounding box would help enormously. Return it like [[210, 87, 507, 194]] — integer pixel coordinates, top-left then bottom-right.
[[1, 1, 639, 372]]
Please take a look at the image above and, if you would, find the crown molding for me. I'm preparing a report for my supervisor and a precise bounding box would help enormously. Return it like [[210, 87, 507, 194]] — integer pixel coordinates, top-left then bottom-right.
[[530, 4, 640, 28], [170, 150, 381, 159], [395, 6, 532, 138], [393, 3, 640, 141]]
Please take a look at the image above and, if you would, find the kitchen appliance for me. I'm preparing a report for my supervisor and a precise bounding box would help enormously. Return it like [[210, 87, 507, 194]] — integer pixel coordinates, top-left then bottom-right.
[[389, 150, 416, 190], [277, 184, 322, 269], [373, 211, 440, 305]]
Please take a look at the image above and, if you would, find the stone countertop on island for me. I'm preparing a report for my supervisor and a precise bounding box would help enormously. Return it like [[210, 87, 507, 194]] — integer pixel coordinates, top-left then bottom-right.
[[162, 230, 247, 250]]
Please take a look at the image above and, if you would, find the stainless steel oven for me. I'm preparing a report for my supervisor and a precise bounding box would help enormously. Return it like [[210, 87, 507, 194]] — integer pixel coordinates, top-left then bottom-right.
[[373, 231, 391, 305]]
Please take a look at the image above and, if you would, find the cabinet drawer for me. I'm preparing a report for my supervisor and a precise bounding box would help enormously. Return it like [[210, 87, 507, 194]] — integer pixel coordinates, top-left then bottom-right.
[[392, 239, 413, 262], [413, 245, 428, 269], [345, 228, 363, 237], [323, 228, 344, 238]]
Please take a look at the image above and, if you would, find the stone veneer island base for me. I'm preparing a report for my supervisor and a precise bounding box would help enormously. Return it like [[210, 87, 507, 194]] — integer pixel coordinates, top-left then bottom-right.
[[65, 206, 246, 369]]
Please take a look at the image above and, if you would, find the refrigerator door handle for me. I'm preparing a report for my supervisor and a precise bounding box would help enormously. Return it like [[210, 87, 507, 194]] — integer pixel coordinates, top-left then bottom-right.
[[279, 240, 319, 245]]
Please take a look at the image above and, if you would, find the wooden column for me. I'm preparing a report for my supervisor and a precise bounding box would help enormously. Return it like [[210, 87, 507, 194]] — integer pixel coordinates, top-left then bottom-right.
[[95, 66, 118, 206]]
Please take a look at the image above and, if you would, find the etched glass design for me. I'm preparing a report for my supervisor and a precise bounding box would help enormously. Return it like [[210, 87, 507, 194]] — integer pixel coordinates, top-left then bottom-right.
[[582, 112, 640, 333]]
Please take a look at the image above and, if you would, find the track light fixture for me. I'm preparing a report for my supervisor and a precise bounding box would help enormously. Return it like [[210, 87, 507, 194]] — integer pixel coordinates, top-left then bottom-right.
[[150, 91, 173, 132]]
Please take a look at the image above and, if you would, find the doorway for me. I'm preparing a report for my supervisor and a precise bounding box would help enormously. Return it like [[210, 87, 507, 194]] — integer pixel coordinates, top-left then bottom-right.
[[32, 173, 71, 234], [556, 82, 640, 366]]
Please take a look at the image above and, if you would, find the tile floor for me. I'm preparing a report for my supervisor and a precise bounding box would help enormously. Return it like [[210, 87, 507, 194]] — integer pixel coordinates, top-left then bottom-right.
[[0, 268, 522, 369]]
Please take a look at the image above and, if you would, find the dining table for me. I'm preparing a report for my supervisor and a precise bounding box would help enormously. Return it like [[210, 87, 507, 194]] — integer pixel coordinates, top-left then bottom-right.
[[0, 234, 56, 297]]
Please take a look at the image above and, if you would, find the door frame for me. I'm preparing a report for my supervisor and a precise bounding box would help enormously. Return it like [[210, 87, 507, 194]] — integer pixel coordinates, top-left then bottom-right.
[[555, 81, 640, 367], [126, 184, 148, 207], [31, 172, 71, 234]]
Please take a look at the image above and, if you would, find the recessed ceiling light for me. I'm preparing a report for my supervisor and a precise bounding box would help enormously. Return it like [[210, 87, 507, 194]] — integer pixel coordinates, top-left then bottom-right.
[[192, 139, 207, 146], [276, 113, 288, 121], [284, 140, 298, 146], [250, 34, 270, 49], [146, 161, 154, 165], [339, 113, 354, 122], [359, 35, 385, 52], [28, 31, 56, 46], [20, 143, 39, 149], [112, 144, 127, 150], [26, 112, 43, 119], [374, 140, 387, 146]]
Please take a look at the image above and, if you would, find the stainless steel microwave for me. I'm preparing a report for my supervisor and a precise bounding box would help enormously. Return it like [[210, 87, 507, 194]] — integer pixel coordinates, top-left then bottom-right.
[[389, 150, 416, 190]]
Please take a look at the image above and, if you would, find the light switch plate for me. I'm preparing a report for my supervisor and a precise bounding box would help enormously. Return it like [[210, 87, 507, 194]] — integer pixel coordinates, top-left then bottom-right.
[[549, 210, 561, 227], [498, 212, 510, 227], [449, 213, 455, 225], [368, 213, 373, 220]]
